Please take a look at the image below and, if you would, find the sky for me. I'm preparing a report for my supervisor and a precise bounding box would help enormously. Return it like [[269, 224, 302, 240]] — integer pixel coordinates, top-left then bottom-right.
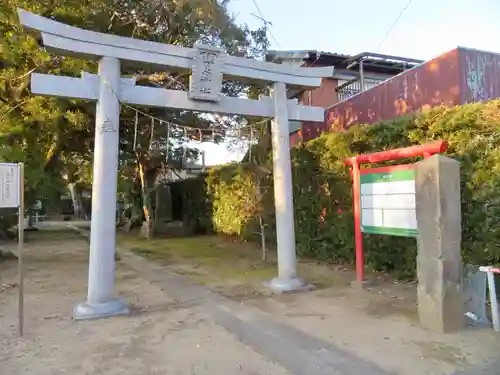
[[201, 0, 500, 165]]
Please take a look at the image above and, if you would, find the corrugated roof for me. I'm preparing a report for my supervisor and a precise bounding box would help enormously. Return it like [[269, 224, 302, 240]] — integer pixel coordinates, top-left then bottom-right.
[[266, 50, 423, 75], [266, 50, 351, 61]]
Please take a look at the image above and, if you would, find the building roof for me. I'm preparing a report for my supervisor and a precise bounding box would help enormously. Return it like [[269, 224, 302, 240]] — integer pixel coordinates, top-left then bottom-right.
[[266, 50, 424, 75]]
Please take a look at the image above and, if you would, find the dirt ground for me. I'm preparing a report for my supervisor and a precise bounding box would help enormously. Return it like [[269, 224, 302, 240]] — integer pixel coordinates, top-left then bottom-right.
[[118, 232, 500, 375], [0, 230, 288, 375], [1, 228, 499, 375], [246, 285, 500, 375]]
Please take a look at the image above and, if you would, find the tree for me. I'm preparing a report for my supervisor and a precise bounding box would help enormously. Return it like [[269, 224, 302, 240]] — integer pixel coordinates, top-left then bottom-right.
[[111, 0, 269, 238], [0, 0, 269, 237], [253, 167, 271, 261], [0, 0, 114, 217]]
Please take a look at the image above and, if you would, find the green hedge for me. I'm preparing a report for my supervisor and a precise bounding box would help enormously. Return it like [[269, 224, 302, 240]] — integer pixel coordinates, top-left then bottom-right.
[[0, 208, 18, 240], [182, 100, 500, 278]]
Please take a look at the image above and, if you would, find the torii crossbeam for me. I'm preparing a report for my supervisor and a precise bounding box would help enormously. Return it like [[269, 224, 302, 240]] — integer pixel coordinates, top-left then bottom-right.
[[18, 9, 334, 320]]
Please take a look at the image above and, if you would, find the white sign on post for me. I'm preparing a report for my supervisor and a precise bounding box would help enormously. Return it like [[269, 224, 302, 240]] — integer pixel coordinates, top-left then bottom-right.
[[0, 162, 24, 336], [0, 163, 20, 208]]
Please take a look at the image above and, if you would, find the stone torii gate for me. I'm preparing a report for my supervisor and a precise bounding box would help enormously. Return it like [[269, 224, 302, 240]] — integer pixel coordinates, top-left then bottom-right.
[[18, 9, 334, 320]]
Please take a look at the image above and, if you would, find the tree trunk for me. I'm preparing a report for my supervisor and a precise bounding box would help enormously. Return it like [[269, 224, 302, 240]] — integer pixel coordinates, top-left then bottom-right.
[[116, 201, 123, 226], [67, 182, 86, 219], [255, 177, 267, 262], [27, 213, 34, 228], [75, 185, 87, 219], [137, 160, 155, 239], [123, 203, 143, 232], [258, 215, 267, 262]]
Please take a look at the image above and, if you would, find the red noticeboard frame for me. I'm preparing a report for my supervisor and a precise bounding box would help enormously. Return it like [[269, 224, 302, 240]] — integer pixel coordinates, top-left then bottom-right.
[[344, 141, 448, 283]]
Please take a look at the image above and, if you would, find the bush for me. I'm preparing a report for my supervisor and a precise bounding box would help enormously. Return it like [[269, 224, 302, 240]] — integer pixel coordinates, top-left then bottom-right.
[[0, 208, 18, 240], [169, 176, 213, 234], [180, 100, 500, 278]]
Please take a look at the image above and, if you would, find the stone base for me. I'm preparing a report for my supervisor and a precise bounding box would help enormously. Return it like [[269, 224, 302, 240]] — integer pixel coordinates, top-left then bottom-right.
[[264, 277, 313, 293], [73, 298, 129, 320]]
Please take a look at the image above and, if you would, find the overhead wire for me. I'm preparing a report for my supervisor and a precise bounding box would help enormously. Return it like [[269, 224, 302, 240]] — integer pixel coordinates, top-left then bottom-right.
[[376, 0, 416, 51], [250, 0, 281, 49]]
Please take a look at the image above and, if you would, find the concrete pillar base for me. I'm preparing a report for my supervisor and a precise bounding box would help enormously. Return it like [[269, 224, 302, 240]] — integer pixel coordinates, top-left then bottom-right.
[[73, 298, 129, 320], [265, 277, 313, 293]]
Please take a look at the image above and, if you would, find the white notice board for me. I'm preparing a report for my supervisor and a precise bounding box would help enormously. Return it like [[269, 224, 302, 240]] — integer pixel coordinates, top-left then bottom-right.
[[0, 163, 21, 208], [359, 165, 417, 237]]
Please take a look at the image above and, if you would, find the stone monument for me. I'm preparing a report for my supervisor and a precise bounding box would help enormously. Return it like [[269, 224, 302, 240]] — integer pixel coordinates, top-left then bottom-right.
[[415, 154, 465, 332]]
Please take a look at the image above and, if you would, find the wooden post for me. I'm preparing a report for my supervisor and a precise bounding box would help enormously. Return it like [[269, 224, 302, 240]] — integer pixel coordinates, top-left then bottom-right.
[[17, 163, 24, 336]]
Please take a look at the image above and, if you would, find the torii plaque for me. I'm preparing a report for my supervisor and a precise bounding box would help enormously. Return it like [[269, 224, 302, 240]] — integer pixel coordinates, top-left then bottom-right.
[[189, 44, 224, 102], [18, 9, 334, 320]]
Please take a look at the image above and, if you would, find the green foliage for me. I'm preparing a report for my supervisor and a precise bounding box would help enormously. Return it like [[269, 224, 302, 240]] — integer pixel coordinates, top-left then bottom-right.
[[208, 164, 257, 235], [1, 0, 269, 221], [205, 162, 274, 241], [181, 100, 500, 279], [177, 176, 213, 234], [0, 208, 17, 239], [0, 0, 112, 207]]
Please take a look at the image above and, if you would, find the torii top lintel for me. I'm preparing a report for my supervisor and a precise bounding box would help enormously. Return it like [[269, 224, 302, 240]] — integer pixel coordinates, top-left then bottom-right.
[[17, 9, 334, 89]]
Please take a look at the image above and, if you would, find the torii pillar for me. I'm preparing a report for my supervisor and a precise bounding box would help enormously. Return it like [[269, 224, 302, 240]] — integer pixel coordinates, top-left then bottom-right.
[[74, 57, 129, 319]]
